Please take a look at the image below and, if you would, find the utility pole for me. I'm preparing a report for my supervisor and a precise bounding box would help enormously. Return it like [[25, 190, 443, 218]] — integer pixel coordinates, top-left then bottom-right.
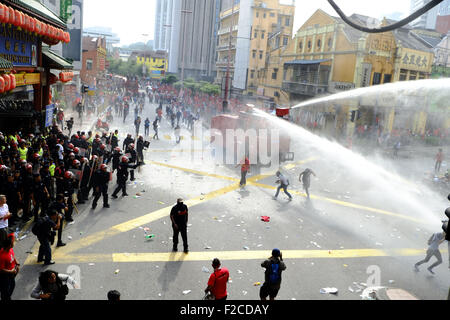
[[223, 4, 235, 113]]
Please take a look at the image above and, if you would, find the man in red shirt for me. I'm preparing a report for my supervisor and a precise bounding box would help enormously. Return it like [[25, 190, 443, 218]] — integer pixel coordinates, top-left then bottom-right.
[[205, 258, 229, 300], [0, 234, 19, 300], [236, 157, 250, 188]]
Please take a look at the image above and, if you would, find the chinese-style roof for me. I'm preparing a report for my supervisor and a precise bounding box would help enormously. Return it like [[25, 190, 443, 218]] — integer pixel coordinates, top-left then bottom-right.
[[42, 47, 73, 70]]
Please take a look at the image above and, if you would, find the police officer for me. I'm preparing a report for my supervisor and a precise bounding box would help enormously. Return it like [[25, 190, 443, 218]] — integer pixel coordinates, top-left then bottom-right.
[[111, 147, 122, 173], [31, 174, 50, 220], [170, 198, 189, 253], [136, 136, 145, 164], [40, 163, 54, 200], [111, 156, 139, 199], [21, 163, 34, 221], [123, 134, 134, 151], [126, 143, 137, 181], [111, 130, 119, 149], [92, 164, 110, 209], [79, 157, 90, 201], [63, 171, 75, 222]]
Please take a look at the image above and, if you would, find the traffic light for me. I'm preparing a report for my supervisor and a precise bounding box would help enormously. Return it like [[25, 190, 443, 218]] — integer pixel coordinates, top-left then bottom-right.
[[81, 84, 89, 93], [349, 110, 357, 122]]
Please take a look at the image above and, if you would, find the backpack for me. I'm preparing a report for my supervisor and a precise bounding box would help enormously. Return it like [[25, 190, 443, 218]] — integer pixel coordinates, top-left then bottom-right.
[[269, 261, 281, 284], [31, 217, 46, 236]]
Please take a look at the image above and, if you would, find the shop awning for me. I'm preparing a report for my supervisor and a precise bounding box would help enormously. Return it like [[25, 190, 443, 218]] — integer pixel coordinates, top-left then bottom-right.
[[284, 59, 331, 66], [0, 57, 13, 70], [42, 48, 73, 70]]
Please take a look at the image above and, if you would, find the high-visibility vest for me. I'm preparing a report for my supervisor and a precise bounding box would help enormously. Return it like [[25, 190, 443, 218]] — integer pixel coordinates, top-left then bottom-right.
[[19, 147, 28, 160], [38, 148, 43, 157], [8, 135, 17, 143], [49, 164, 56, 177]]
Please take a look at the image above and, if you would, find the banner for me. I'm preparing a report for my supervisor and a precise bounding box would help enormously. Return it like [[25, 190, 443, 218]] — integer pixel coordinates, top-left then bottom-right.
[[0, 25, 38, 67], [63, 0, 83, 62], [45, 104, 55, 127], [60, 0, 73, 23]]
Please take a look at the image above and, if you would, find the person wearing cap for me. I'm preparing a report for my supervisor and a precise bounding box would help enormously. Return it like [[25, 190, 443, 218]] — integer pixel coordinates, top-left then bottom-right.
[[123, 134, 134, 152], [259, 248, 286, 300], [170, 198, 189, 253], [205, 258, 229, 300], [91, 164, 110, 209]]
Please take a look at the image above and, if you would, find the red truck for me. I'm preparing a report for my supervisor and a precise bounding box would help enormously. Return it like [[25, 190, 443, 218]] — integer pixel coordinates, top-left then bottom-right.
[[210, 105, 293, 167]]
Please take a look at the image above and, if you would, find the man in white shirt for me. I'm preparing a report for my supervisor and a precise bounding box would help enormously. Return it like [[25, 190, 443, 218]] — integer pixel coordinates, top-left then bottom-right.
[[273, 172, 292, 201], [0, 195, 12, 246]]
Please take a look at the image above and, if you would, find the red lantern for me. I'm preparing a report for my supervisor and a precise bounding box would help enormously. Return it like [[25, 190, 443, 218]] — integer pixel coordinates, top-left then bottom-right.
[[41, 22, 46, 36], [30, 17, 36, 33], [7, 6, 14, 25], [3, 74, 11, 91], [13, 9, 19, 26], [66, 32, 71, 43], [23, 14, 29, 31], [35, 20, 41, 34], [0, 76, 4, 94], [10, 74, 16, 90], [0, 4, 6, 23]]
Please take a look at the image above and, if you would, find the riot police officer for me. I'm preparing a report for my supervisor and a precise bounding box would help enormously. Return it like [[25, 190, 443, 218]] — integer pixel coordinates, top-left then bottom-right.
[[126, 143, 137, 181], [111, 156, 139, 199], [63, 171, 75, 222], [92, 164, 110, 209]]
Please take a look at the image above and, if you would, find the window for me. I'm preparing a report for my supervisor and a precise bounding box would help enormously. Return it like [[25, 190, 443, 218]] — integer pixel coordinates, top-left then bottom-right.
[[252, 50, 256, 59], [272, 68, 278, 80], [383, 74, 392, 83], [328, 38, 332, 48], [259, 50, 263, 59], [409, 71, 417, 80], [86, 59, 93, 70], [418, 72, 426, 79], [263, 13, 266, 18], [317, 39, 321, 49], [256, 11, 259, 18], [283, 37, 288, 46], [278, 17, 282, 25], [254, 31, 258, 38], [261, 32, 265, 39], [153, 58, 156, 62], [270, 12, 275, 17], [285, 17, 290, 26], [307, 40, 311, 50], [372, 72, 381, 85], [399, 69, 408, 81], [299, 41, 303, 49], [250, 70, 255, 79]]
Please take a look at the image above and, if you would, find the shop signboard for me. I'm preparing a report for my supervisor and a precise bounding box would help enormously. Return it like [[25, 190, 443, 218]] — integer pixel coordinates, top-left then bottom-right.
[[0, 25, 38, 67]]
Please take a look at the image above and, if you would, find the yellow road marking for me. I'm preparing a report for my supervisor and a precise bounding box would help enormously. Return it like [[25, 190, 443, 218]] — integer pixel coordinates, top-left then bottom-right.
[[149, 160, 240, 182], [163, 135, 172, 140], [24, 248, 435, 265]]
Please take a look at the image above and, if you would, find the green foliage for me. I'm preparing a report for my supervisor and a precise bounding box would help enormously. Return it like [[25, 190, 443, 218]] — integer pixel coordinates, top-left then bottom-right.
[[171, 78, 220, 95], [107, 57, 143, 77], [161, 74, 178, 84]]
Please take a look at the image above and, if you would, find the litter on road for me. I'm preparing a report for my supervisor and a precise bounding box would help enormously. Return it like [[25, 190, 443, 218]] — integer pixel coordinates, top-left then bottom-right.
[[182, 290, 191, 295], [114, 269, 120, 274], [261, 216, 270, 222], [320, 287, 338, 294]]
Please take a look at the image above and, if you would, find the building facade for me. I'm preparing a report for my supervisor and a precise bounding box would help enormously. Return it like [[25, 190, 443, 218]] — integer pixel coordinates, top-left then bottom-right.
[[80, 36, 107, 86], [133, 50, 169, 80], [215, 0, 295, 97], [83, 27, 120, 53], [154, 0, 173, 51], [167, 0, 220, 81]]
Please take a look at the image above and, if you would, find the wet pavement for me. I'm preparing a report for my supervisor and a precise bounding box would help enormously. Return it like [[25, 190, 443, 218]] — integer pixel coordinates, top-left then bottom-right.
[[10, 95, 450, 300]]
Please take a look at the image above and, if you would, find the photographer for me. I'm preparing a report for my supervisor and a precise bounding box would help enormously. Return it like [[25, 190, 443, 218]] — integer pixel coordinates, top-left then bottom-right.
[[30, 270, 77, 301], [259, 248, 286, 301], [33, 210, 62, 265], [48, 194, 68, 247]]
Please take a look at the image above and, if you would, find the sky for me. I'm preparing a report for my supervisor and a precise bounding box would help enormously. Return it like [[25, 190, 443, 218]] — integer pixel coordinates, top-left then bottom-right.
[[83, 0, 412, 46]]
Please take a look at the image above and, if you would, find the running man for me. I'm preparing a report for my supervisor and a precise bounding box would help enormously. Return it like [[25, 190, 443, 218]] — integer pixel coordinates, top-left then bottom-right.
[[414, 231, 446, 274], [273, 171, 292, 201], [298, 168, 316, 199]]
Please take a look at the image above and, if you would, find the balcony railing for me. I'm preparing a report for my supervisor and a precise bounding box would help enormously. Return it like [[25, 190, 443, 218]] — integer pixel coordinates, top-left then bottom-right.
[[282, 81, 328, 96]]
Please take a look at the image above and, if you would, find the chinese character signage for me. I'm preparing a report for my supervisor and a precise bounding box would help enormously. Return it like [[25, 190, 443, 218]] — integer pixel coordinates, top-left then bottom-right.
[[0, 25, 38, 67], [399, 49, 433, 71]]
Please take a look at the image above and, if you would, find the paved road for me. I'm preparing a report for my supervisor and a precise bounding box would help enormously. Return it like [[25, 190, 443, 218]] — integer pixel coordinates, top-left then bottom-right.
[[10, 96, 450, 300]]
